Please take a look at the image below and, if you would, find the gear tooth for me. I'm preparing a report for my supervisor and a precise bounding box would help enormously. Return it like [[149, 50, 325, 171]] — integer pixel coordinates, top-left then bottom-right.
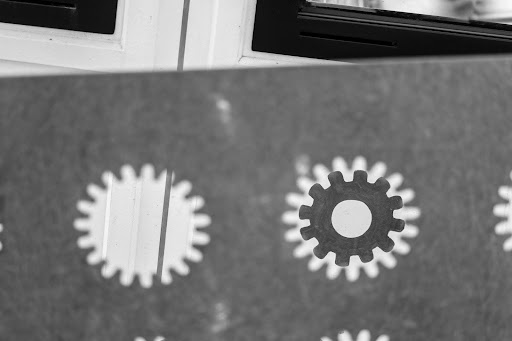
[[358, 250, 374, 263], [141, 163, 155, 179], [308, 183, 326, 200], [388, 195, 403, 210], [174, 259, 191, 276], [313, 244, 329, 259], [161, 270, 173, 285], [86, 184, 103, 200], [373, 177, 391, 193], [120, 271, 134, 287], [74, 218, 90, 231], [77, 235, 93, 249], [379, 236, 395, 252], [120, 164, 136, 180], [101, 263, 117, 279], [187, 247, 203, 263], [193, 213, 211, 228], [174, 179, 192, 197], [300, 225, 316, 240], [298, 205, 312, 220], [86, 250, 102, 265], [101, 171, 114, 186], [334, 252, 350, 267], [353, 170, 368, 184], [77, 200, 94, 214], [328, 171, 344, 186], [192, 231, 210, 245], [391, 218, 405, 232]]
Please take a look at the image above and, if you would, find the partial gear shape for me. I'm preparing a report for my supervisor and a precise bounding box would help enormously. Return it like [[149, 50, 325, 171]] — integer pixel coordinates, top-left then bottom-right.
[[321, 329, 390, 341], [494, 170, 512, 251], [299, 169, 404, 266], [135, 337, 165, 341], [283, 156, 421, 281], [74, 164, 211, 288]]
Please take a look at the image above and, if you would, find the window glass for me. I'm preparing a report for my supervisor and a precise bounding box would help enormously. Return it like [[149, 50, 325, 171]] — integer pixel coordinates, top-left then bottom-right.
[[308, 0, 512, 25]]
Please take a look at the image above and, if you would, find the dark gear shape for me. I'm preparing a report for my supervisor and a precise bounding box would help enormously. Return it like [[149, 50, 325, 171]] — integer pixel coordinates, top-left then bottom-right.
[[299, 170, 405, 267]]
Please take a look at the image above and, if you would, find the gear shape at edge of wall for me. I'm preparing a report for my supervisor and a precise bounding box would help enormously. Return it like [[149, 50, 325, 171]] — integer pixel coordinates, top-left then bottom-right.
[[74, 163, 211, 288]]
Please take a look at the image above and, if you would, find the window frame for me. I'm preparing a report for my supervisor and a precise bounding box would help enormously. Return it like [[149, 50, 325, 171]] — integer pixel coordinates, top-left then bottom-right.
[[0, 0, 118, 34], [252, 0, 512, 60]]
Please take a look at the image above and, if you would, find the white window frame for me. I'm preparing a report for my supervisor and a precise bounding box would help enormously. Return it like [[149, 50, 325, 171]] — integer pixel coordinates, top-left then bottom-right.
[[184, 0, 337, 69], [0, 0, 184, 74]]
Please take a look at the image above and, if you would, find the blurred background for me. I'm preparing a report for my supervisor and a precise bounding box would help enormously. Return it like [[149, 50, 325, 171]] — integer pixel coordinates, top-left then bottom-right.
[[1, 0, 512, 77], [309, 0, 512, 23]]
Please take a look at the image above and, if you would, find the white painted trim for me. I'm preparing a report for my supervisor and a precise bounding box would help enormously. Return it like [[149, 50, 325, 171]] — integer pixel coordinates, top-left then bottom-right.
[[183, 0, 218, 69], [154, 0, 185, 71], [184, 0, 342, 69], [0, 59, 85, 77], [0, 0, 184, 73], [238, 55, 336, 67]]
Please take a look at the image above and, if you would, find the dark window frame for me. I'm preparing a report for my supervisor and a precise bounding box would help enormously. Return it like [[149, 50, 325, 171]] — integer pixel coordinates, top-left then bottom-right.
[[252, 0, 512, 60], [0, 0, 118, 34]]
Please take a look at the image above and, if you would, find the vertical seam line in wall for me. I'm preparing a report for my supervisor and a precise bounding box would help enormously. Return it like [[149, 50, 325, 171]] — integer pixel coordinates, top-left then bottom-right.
[[101, 173, 113, 277], [156, 171, 173, 279], [177, 0, 191, 71], [128, 179, 143, 279]]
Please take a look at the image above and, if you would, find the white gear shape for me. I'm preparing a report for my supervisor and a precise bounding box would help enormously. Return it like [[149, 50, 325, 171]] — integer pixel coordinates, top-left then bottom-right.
[[74, 164, 211, 288], [494, 170, 512, 251], [321, 329, 389, 341], [135, 337, 165, 341], [283, 156, 421, 281]]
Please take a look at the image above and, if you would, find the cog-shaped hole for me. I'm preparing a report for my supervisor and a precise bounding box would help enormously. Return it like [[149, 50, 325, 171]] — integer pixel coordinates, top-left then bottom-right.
[[283, 155, 421, 281], [331, 200, 372, 238], [74, 164, 211, 288]]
